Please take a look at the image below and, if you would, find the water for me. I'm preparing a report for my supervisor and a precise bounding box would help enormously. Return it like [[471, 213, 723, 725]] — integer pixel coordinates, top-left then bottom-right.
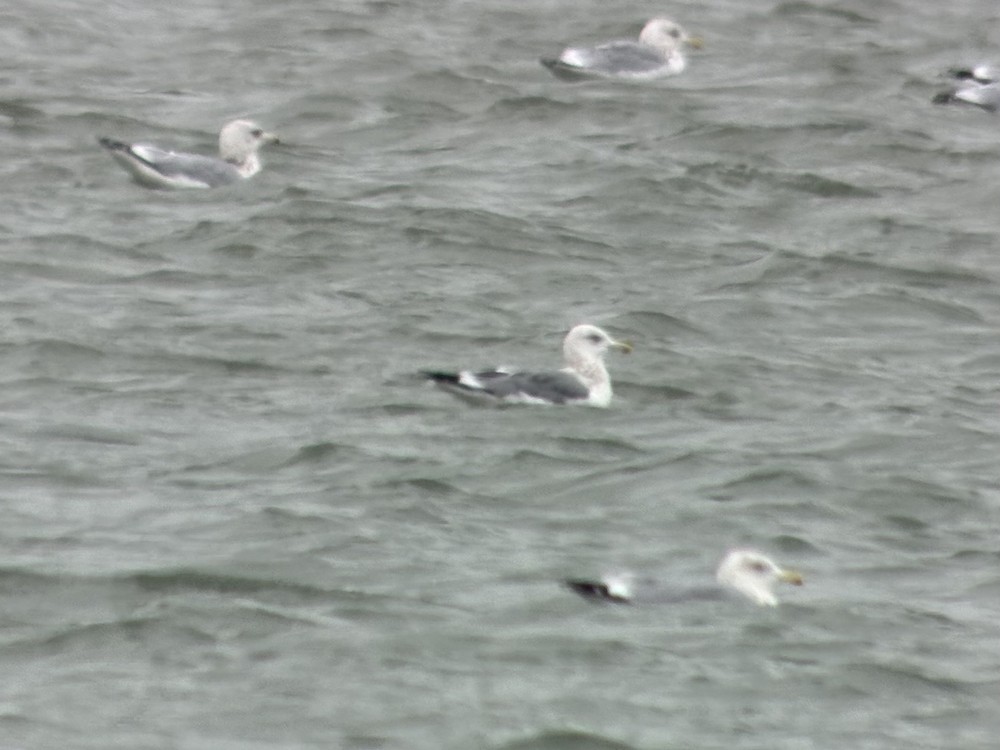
[[1, 0, 999, 747]]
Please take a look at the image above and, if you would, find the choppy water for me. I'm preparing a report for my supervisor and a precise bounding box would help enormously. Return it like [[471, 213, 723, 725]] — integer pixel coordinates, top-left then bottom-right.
[[1, 0, 999, 748]]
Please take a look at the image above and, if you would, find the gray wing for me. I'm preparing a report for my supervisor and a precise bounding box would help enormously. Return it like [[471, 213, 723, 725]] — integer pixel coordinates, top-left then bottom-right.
[[478, 370, 590, 403], [635, 584, 728, 605], [572, 41, 667, 75], [566, 578, 727, 605], [133, 145, 242, 186], [423, 368, 590, 404]]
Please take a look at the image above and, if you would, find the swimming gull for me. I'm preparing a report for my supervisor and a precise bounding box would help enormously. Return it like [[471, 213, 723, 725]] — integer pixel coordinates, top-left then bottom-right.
[[98, 119, 279, 189], [932, 65, 1000, 111], [421, 324, 632, 407], [541, 17, 702, 81], [948, 65, 998, 84], [566, 549, 804, 607]]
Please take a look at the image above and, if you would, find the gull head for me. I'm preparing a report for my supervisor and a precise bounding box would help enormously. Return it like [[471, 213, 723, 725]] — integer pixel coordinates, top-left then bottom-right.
[[715, 549, 803, 607], [219, 119, 279, 172], [638, 18, 703, 53], [563, 324, 632, 365]]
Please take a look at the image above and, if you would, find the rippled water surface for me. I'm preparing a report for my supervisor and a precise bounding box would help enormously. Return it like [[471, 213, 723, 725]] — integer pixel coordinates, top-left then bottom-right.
[[2, 0, 1000, 748]]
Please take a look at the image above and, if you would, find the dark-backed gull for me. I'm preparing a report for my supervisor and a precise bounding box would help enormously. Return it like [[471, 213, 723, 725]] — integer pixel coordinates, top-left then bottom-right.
[[566, 549, 804, 607], [422, 324, 631, 407]]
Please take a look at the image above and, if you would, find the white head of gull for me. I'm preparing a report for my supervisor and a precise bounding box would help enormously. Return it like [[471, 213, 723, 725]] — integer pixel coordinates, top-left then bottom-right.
[[217, 119, 278, 178], [98, 118, 279, 189], [566, 548, 803, 607], [541, 17, 702, 81], [715, 549, 804, 607], [559, 324, 632, 406], [637, 18, 697, 60], [422, 323, 632, 407]]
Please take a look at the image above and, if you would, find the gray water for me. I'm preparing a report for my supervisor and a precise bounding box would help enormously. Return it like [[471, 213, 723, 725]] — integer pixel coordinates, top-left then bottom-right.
[[1, 0, 999, 748]]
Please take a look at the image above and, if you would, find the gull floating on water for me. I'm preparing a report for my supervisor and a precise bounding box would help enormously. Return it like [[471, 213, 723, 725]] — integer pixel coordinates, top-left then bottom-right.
[[541, 17, 702, 81], [948, 64, 998, 84], [421, 324, 632, 407], [932, 65, 1000, 111], [566, 549, 804, 607], [98, 119, 279, 189]]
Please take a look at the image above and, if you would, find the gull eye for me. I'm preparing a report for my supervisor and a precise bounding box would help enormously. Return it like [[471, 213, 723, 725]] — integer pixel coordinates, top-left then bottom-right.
[[587, 333, 603, 344], [748, 561, 769, 573], [669, 27, 681, 39], [251, 128, 264, 137]]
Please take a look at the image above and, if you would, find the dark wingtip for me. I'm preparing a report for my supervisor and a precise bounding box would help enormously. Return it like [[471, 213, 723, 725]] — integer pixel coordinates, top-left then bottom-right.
[[98, 136, 127, 151], [930, 90, 998, 111], [419, 370, 460, 385], [564, 579, 631, 604], [539, 59, 590, 82]]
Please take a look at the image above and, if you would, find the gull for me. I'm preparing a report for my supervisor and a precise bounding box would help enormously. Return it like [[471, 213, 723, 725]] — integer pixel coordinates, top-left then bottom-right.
[[932, 65, 1000, 111], [566, 549, 804, 607], [947, 65, 997, 84], [541, 17, 702, 81], [98, 119, 278, 189], [421, 324, 632, 407]]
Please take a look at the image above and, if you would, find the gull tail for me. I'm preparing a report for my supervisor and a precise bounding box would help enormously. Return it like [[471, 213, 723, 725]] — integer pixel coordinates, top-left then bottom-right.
[[540, 58, 589, 82], [564, 579, 631, 604], [420, 370, 462, 386], [98, 136, 163, 173], [97, 137, 130, 153]]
